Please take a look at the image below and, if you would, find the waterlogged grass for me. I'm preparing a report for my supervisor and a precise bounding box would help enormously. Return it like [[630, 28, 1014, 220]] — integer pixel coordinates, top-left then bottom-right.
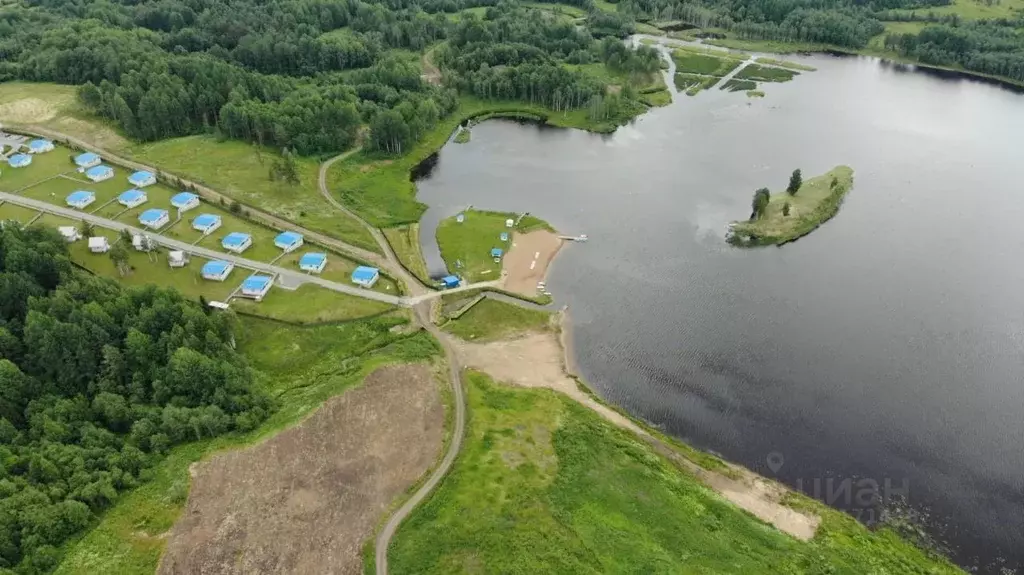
[[443, 297, 551, 341], [747, 90, 766, 98], [735, 63, 799, 82], [755, 57, 817, 72], [388, 371, 962, 574], [707, 37, 834, 54], [55, 316, 437, 575], [674, 73, 721, 95], [721, 78, 758, 92], [730, 166, 855, 246], [453, 128, 471, 144], [671, 50, 743, 76]]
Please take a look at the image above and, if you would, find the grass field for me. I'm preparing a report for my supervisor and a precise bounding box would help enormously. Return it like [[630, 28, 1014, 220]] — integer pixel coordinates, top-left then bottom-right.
[[671, 50, 744, 76], [388, 371, 961, 574], [755, 57, 817, 71], [0, 82, 129, 150], [443, 298, 551, 341], [674, 73, 722, 95], [735, 63, 799, 82], [435, 209, 552, 282], [0, 201, 41, 222], [231, 283, 395, 323], [382, 224, 433, 286], [126, 136, 380, 253], [730, 166, 855, 246], [53, 315, 437, 575]]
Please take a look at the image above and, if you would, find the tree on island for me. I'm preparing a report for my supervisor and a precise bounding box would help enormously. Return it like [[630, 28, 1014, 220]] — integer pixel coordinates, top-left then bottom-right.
[[787, 169, 802, 194], [750, 188, 771, 220]]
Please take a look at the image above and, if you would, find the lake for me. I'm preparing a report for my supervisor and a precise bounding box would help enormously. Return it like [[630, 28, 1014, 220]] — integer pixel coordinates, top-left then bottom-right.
[[413, 49, 1024, 572]]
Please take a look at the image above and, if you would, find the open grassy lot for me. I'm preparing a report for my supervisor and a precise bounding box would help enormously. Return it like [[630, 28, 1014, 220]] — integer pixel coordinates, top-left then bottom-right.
[[755, 57, 817, 71], [383, 224, 433, 285], [127, 136, 380, 253], [53, 315, 437, 575], [0, 202, 40, 222], [0, 148, 76, 191], [443, 298, 551, 341], [231, 283, 395, 323], [0, 82, 129, 150], [671, 50, 744, 76], [730, 166, 854, 246], [735, 64, 799, 82], [388, 371, 962, 574]]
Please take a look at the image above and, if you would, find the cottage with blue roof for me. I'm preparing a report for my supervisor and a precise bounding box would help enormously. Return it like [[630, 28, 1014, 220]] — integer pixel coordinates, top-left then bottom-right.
[[241, 275, 273, 300], [139, 208, 169, 230], [192, 214, 222, 235], [221, 232, 252, 254], [351, 266, 379, 288], [201, 260, 233, 281], [441, 275, 460, 289], [74, 152, 101, 168], [28, 139, 54, 154], [85, 165, 114, 183], [500, 232, 509, 242], [8, 154, 32, 168], [170, 192, 199, 213], [490, 247, 503, 260], [128, 170, 156, 187], [66, 190, 96, 210], [274, 231, 304, 252], [118, 189, 147, 208], [299, 252, 327, 274]]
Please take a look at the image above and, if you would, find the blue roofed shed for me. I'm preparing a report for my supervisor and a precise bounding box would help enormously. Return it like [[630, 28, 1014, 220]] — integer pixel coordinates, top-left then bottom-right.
[[201, 260, 233, 281], [118, 189, 147, 208], [74, 152, 100, 168], [85, 165, 114, 182], [351, 266, 379, 288], [66, 190, 96, 209], [222, 232, 252, 253], [170, 192, 199, 212], [192, 213, 222, 234], [490, 248, 503, 258], [299, 252, 327, 274], [139, 208, 169, 229], [441, 275, 460, 288], [241, 275, 273, 300], [274, 231, 304, 252], [128, 170, 156, 187], [8, 154, 32, 168], [28, 140, 54, 153]]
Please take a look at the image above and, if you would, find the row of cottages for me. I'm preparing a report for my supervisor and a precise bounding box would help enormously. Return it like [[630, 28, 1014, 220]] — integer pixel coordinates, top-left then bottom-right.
[[66, 190, 95, 210]]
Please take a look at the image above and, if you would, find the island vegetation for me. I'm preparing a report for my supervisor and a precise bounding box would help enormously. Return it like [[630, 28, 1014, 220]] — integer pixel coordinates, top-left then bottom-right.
[[453, 128, 471, 144], [729, 166, 854, 246]]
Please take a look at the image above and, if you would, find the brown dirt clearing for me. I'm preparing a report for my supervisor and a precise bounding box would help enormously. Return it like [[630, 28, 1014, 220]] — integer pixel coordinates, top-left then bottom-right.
[[453, 329, 821, 541], [158, 364, 444, 575], [502, 230, 562, 296], [0, 99, 58, 123]]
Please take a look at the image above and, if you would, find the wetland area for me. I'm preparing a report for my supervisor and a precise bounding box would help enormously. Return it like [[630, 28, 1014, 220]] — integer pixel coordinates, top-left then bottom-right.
[[414, 46, 1024, 573]]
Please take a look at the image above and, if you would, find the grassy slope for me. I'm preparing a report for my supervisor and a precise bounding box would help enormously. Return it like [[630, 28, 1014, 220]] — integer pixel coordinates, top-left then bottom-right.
[[731, 166, 854, 246], [388, 371, 961, 574], [126, 136, 380, 254], [382, 224, 433, 286], [443, 298, 550, 341], [55, 315, 439, 575]]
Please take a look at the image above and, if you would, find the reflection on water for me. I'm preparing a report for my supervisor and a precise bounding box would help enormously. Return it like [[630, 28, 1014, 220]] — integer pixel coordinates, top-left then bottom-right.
[[413, 51, 1024, 572]]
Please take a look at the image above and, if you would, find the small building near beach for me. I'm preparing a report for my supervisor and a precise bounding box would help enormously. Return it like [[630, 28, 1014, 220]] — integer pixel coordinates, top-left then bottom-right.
[[299, 252, 327, 274], [192, 213, 222, 235], [118, 189, 147, 208], [441, 275, 460, 289], [139, 208, 169, 230], [351, 266, 379, 288], [85, 165, 114, 182], [28, 140, 54, 154], [128, 170, 156, 187], [221, 232, 252, 254], [499, 232, 509, 242], [490, 247, 503, 259], [75, 152, 101, 168], [88, 236, 109, 253], [241, 275, 273, 300], [66, 190, 95, 210], [170, 192, 200, 213], [201, 260, 233, 281], [8, 154, 32, 168], [274, 231, 304, 252]]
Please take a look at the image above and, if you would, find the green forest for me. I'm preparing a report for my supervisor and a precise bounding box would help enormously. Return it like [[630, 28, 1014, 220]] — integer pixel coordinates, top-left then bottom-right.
[[0, 227, 271, 573]]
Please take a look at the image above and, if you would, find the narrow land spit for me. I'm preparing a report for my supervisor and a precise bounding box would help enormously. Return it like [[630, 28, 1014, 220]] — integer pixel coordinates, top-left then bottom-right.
[[158, 365, 444, 575]]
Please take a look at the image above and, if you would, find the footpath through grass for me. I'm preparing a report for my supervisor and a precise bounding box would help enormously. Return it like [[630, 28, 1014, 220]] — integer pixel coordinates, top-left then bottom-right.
[[443, 298, 551, 341], [434, 209, 553, 282], [388, 371, 962, 574], [730, 165, 854, 246], [54, 315, 439, 575]]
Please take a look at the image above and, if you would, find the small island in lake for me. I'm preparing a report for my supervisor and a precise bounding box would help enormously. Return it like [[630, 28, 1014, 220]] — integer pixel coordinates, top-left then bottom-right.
[[728, 165, 854, 246]]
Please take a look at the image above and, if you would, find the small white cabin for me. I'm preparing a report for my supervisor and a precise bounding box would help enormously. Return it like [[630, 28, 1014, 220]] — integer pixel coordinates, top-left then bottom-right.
[[87, 236, 109, 253]]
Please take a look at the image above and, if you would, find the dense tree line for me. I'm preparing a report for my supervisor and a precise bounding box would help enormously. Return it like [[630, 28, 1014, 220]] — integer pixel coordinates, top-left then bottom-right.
[[886, 20, 1024, 82], [0, 227, 271, 573]]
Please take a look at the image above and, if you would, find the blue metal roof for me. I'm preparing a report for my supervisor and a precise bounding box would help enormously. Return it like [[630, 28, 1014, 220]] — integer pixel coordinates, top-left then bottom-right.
[[128, 170, 154, 183], [490, 248, 503, 257], [29, 139, 51, 151], [85, 165, 112, 178], [170, 192, 198, 207], [242, 275, 272, 291], [351, 266, 379, 281], [193, 213, 220, 227], [275, 231, 303, 246], [202, 261, 230, 275], [222, 232, 251, 247], [9, 154, 32, 167], [119, 189, 146, 203], [299, 252, 327, 267], [66, 190, 94, 203], [75, 152, 99, 165], [442, 275, 460, 287], [139, 208, 168, 223]]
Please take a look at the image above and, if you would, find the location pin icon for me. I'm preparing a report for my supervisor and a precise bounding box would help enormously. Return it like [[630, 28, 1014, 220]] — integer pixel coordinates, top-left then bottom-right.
[[766, 451, 784, 474]]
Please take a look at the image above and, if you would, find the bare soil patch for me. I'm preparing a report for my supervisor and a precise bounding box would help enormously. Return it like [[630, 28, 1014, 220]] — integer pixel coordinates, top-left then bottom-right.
[[453, 330, 820, 541], [158, 364, 444, 575], [502, 230, 562, 296]]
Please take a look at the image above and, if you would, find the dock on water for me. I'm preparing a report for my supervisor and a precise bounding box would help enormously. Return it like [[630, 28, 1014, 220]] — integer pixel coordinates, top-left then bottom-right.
[[558, 234, 588, 242]]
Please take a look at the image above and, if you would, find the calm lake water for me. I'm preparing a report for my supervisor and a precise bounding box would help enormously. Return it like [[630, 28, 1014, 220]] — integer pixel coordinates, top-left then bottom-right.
[[413, 50, 1024, 572]]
